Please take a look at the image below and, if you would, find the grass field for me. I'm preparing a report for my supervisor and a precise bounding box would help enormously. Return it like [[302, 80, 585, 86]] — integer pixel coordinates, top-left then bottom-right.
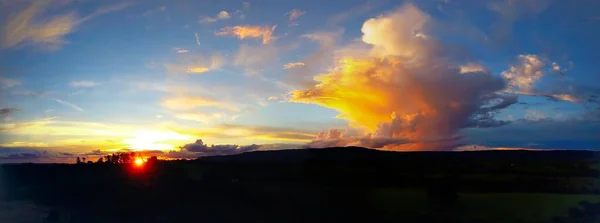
[[370, 188, 600, 223]]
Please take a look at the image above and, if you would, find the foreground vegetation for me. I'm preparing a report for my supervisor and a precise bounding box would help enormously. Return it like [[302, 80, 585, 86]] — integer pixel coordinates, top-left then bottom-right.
[[1, 147, 600, 222]]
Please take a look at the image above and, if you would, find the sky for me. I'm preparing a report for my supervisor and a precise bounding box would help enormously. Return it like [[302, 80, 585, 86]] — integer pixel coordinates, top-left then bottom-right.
[[0, 0, 599, 163]]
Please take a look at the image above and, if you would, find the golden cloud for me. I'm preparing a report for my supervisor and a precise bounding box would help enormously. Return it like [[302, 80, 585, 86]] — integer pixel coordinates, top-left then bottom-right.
[[215, 25, 277, 44]]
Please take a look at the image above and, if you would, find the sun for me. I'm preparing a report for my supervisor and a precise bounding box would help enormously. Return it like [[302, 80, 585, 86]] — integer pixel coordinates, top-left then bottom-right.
[[134, 157, 144, 167]]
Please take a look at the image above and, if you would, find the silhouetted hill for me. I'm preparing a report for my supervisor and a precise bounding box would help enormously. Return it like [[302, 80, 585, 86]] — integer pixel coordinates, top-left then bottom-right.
[[198, 146, 600, 163]]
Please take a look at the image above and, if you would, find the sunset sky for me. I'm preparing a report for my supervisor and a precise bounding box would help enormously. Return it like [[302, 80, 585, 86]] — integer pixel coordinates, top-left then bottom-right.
[[1, 0, 599, 162]]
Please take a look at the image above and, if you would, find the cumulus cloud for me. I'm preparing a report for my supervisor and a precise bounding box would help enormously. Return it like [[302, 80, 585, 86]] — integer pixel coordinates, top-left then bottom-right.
[[502, 54, 545, 95], [69, 80, 99, 88], [181, 139, 260, 155], [0, 1, 129, 50], [215, 25, 277, 44], [200, 11, 231, 23], [283, 62, 305, 69], [289, 4, 515, 151], [501, 55, 586, 102]]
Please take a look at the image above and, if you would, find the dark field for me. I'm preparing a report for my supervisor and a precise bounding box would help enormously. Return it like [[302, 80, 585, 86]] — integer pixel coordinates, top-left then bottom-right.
[[2, 147, 600, 223]]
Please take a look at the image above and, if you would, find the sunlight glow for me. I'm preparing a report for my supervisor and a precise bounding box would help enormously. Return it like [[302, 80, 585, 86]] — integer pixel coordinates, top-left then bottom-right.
[[134, 157, 144, 167], [123, 130, 193, 151]]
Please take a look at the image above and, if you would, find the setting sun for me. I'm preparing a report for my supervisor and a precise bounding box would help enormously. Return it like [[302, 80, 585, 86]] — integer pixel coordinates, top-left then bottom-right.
[[134, 158, 144, 167]]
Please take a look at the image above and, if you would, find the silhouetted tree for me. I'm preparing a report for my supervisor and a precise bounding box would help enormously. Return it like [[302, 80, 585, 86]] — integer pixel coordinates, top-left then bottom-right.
[[76, 157, 82, 164], [96, 157, 104, 164], [82, 157, 86, 163], [87, 161, 93, 164], [148, 156, 158, 164]]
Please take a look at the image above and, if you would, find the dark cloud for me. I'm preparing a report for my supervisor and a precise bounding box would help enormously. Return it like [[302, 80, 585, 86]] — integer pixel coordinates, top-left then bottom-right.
[[181, 139, 260, 155], [0, 107, 19, 119]]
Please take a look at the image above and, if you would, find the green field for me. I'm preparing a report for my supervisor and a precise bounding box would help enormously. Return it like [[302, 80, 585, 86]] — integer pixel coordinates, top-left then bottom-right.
[[371, 188, 600, 223]]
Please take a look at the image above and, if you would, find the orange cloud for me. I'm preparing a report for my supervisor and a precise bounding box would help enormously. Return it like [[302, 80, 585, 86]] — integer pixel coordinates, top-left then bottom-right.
[[215, 25, 277, 44], [186, 67, 209, 73], [290, 4, 513, 150]]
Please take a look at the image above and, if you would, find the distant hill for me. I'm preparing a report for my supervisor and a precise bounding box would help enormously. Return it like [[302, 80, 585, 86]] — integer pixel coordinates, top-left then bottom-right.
[[197, 146, 600, 163]]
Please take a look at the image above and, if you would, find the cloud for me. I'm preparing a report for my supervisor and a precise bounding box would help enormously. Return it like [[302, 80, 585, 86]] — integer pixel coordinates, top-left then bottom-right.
[[175, 48, 189, 53], [15, 91, 84, 112], [0, 77, 21, 88], [173, 112, 224, 123], [164, 52, 225, 75], [181, 139, 260, 155], [161, 95, 239, 112], [234, 44, 279, 75], [0, 108, 19, 120], [0, 1, 130, 50], [200, 11, 231, 23], [502, 54, 544, 95], [52, 98, 84, 112], [194, 32, 200, 46], [215, 25, 277, 44], [287, 9, 305, 20], [69, 80, 99, 88], [459, 63, 487, 73], [282, 30, 345, 88], [327, 0, 386, 26], [289, 4, 514, 151], [175, 124, 316, 142], [283, 62, 305, 69], [501, 55, 587, 102]]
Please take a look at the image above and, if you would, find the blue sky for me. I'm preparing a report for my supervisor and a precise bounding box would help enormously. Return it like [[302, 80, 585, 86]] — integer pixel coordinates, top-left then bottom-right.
[[0, 0, 599, 162]]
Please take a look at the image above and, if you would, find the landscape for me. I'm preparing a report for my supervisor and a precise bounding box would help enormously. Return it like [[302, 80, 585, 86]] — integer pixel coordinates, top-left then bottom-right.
[[1, 0, 600, 222]]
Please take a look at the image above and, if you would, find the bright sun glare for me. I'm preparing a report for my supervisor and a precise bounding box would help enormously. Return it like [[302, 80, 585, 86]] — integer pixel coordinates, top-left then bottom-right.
[[123, 130, 193, 151], [134, 158, 144, 167]]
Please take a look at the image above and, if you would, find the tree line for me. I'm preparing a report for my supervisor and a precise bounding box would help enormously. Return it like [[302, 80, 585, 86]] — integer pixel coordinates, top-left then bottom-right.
[[75, 152, 158, 164]]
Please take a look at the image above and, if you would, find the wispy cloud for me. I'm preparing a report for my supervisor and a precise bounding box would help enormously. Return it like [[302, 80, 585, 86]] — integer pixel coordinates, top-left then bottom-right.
[[0, 1, 131, 50], [52, 98, 84, 112], [0, 77, 21, 88], [234, 44, 279, 75], [161, 95, 239, 112], [287, 9, 306, 20], [15, 91, 84, 112], [69, 80, 99, 88], [164, 52, 225, 75], [283, 62, 305, 69], [199, 11, 231, 23], [174, 48, 189, 53], [173, 112, 227, 123], [176, 124, 316, 142], [215, 25, 277, 44], [194, 32, 200, 46]]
